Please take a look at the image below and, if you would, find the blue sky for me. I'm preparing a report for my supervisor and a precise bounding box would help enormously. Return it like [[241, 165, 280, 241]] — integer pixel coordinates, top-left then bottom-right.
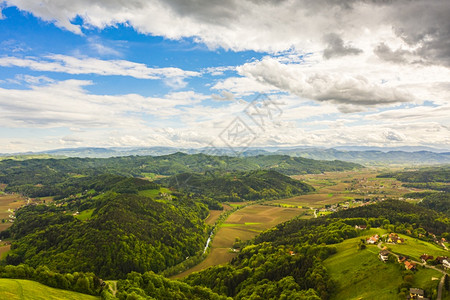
[[0, 1, 449, 153]]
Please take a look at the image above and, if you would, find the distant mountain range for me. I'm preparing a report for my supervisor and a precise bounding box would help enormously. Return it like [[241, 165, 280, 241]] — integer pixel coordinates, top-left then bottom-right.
[[1, 146, 449, 165]]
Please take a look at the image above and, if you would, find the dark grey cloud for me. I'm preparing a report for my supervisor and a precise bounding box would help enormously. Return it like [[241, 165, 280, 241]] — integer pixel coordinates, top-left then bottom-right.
[[374, 43, 409, 64], [386, 0, 450, 66], [323, 33, 362, 59], [160, 0, 239, 25]]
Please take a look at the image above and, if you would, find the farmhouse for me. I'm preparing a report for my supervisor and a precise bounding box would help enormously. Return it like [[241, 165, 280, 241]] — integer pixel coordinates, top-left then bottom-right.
[[435, 256, 448, 264], [379, 250, 389, 262], [409, 288, 429, 299], [443, 259, 450, 270], [419, 254, 433, 263], [398, 255, 408, 263], [366, 234, 379, 244], [387, 233, 404, 244], [355, 225, 367, 230], [404, 261, 417, 271]]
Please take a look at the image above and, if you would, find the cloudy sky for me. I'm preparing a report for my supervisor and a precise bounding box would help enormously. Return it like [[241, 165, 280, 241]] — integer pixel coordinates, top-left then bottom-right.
[[0, 0, 449, 153]]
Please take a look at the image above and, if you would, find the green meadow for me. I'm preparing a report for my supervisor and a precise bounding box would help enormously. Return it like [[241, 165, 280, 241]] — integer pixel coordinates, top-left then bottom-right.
[[386, 233, 449, 261], [324, 234, 442, 300], [0, 279, 100, 300]]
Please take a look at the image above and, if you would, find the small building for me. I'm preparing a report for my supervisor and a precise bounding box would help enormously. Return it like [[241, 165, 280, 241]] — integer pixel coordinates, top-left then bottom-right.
[[420, 254, 434, 263], [435, 256, 448, 264], [387, 233, 404, 244], [404, 261, 417, 271], [355, 225, 367, 230], [367, 234, 379, 244], [409, 288, 428, 299], [379, 250, 389, 262], [443, 259, 450, 270], [398, 255, 408, 263]]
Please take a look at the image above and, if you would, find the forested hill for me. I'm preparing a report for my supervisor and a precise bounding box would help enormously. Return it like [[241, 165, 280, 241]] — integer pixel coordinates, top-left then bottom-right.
[[160, 170, 314, 202], [0, 153, 360, 197], [1, 191, 209, 279]]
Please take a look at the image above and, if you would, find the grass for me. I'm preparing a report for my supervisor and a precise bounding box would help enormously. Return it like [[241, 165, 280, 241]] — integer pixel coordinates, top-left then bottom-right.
[[324, 237, 403, 300], [386, 233, 449, 261], [412, 268, 441, 296], [138, 187, 171, 198], [0, 245, 10, 260], [0, 279, 100, 300], [324, 235, 442, 300], [74, 208, 95, 221]]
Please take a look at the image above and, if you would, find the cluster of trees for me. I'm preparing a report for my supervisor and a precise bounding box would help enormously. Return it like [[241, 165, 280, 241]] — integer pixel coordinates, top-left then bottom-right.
[[418, 192, 450, 216], [253, 218, 359, 247], [183, 243, 335, 299], [112, 271, 230, 300], [377, 167, 449, 183], [330, 200, 450, 238], [0, 264, 103, 296], [3, 172, 159, 199], [161, 170, 314, 202], [2, 192, 209, 279]]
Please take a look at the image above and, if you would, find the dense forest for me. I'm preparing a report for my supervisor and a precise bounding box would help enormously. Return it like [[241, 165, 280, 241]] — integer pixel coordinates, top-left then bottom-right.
[[1, 191, 209, 279], [160, 170, 314, 202], [0, 153, 360, 197], [418, 192, 450, 216]]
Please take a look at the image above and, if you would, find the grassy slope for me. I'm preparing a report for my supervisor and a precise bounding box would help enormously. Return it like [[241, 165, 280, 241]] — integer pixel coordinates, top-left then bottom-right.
[[74, 208, 95, 221], [0, 279, 100, 300], [387, 233, 449, 261], [324, 231, 442, 300]]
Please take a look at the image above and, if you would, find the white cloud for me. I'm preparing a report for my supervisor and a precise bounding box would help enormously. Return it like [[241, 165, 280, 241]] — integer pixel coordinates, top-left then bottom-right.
[[4, 1, 448, 64], [87, 37, 122, 57], [1, 0, 450, 151], [212, 76, 278, 96], [366, 104, 450, 122], [211, 91, 235, 102], [202, 66, 236, 76], [0, 54, 200, 79], [0, 80, 207, 128], [238, 57, 414, 107]]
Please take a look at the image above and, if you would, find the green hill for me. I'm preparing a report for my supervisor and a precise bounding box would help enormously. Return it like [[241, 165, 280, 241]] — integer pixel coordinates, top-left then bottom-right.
[[0, 278, 99, 300], [0, 153, 360, 198], [323, 231, 442, 300], [2, 192, 209, 279], [161, 170, 315, 202]]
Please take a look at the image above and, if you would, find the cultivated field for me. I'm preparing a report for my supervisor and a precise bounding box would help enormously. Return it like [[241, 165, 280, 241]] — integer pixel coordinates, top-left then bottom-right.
[[204, 210, 222, 225], [173, 205, 306, 279], [267, 169, 425, 209], [0, 194, 27, 232], [0, 279, 100, 300]]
